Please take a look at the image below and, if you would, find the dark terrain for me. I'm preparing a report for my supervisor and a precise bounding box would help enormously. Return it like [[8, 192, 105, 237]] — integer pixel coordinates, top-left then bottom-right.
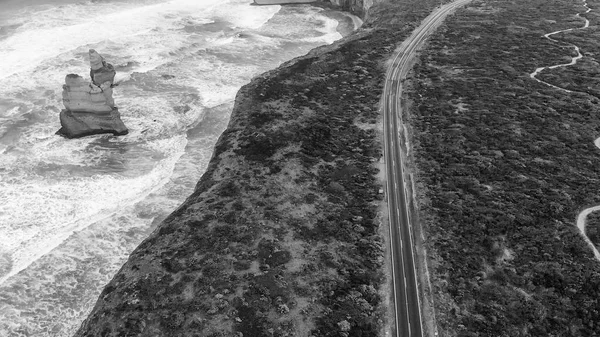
[[407, 0, 600, 335], [73, 0, 452, 336], [73, 0, 600, 335]]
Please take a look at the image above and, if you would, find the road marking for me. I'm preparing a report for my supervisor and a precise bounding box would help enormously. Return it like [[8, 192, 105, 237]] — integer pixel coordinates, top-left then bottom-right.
[[382, 1, 473, 336]]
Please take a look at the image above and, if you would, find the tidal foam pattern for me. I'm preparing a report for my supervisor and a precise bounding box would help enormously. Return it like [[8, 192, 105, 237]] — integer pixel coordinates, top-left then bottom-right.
[[0, 0, 343, 335]]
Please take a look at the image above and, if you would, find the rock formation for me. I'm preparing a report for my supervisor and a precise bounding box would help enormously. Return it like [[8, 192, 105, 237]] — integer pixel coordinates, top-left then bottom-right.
[[57, 49, 128, 138]]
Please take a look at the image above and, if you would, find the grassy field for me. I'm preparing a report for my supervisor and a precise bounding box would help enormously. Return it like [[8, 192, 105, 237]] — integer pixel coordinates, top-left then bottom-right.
[[406, 0, 600, 335]]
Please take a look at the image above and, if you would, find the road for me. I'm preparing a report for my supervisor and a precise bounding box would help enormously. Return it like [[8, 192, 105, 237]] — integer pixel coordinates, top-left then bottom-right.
[[382, 1, 471, 336]]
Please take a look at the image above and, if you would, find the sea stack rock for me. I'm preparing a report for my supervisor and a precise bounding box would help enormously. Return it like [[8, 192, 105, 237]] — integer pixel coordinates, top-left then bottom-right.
[[57, 49, 128, 138]]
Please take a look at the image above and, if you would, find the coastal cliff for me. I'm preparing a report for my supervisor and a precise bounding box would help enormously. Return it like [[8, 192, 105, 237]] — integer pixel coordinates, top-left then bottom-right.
[[74, 0, 451, 336], [71, 0, 600, 335], [329, 0, 373, 19]]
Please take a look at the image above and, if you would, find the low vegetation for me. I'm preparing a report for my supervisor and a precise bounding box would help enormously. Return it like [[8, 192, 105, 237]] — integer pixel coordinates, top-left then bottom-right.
[[407, 0, 600, 335], [73, 0, 455, 336]]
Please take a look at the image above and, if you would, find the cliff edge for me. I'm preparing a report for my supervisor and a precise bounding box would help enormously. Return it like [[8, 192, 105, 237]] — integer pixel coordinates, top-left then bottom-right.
[[74, 0, 449, 336]]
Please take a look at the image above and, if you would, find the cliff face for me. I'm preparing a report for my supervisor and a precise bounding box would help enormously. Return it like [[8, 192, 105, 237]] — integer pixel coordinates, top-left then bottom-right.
[[74, 0, 449, 336], [329, 0, 373, 19]]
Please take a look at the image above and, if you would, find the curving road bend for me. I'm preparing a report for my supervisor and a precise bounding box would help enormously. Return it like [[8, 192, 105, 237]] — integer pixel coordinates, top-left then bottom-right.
[[381, 0, 471, 336], [529, 0, 592, 91]]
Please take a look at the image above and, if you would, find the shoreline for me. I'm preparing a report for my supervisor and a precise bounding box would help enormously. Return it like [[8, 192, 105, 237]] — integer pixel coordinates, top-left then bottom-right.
[[323, 6, 364, 34], [321, 7, 363, 36], [259, 1, 364, 36], [0, 2, 363, 336], [71, 0, 454, 335], [252, 0, 317, 4]]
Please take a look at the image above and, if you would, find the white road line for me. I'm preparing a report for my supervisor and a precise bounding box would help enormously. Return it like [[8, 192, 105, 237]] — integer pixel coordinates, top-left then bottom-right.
[[382, 1, 473, 336]]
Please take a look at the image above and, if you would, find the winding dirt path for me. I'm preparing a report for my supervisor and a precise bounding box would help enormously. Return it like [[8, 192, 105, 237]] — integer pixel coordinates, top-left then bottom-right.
[[527, 0, 600, 260], [530, 0, 600, 261], [529, 0, 592, 92], [577, 137, 600, 261]]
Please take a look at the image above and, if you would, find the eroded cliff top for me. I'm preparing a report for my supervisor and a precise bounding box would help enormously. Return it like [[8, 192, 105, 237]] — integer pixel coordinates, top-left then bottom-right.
[[74, 0, 450, 335]]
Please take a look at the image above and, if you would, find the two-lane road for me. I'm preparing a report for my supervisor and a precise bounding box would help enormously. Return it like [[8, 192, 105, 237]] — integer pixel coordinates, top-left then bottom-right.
[[382, 1, 471, 336]]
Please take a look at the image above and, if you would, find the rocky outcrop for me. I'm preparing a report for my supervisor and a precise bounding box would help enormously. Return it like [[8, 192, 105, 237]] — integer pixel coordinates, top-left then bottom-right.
[[89, 49, 117, 87], [62, 74, 115, 113], [58, 109, 127, 138], [57, 49, 128, 138]]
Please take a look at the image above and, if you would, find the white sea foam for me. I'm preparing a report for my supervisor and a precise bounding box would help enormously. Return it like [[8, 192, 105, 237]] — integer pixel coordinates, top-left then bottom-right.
[[256, 6, 342, 45], [185, 60, 262, 107], [0, 0, 279, 84], [0, 0, 299, 286], [209, 0, 279, 29], [0, 53, 205, 286], [0, 135, 186, 285], [0, 0, 345, 335], [0, 210, 157, 337], [301, 14, 342, 44], [0, 106, 21, 118]]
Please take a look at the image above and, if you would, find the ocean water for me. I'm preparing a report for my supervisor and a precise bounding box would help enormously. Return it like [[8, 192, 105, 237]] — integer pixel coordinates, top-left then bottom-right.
[[0, 0, 350, 335]]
